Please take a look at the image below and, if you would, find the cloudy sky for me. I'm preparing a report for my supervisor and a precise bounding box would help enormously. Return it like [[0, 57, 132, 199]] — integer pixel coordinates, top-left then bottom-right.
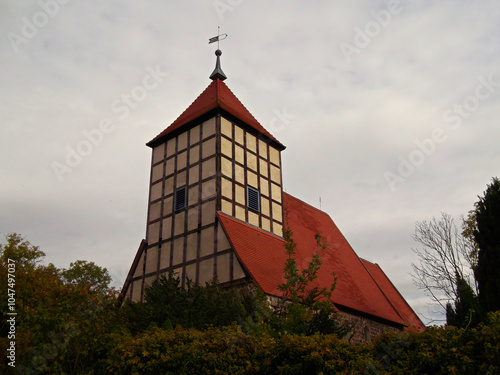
[[2, 1, 499, 324]]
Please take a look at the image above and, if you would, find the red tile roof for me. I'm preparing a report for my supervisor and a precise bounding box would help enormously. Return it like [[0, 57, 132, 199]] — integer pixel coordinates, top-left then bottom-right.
[[361, 259, 425, 332], [218, 193, 423, 327], [147, 78, 285, 149]]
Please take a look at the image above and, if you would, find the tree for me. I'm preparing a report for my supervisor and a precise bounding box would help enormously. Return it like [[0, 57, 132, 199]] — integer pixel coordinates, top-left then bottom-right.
[[0, 233, 119, 374], [0, 233, 46, 269], [445, 274, 481, 328], [462, 209, 479, 275], [273, 216, 351, 337], [411, 213, 477, 322], [123, 272, 258, 333], [61, 260, 112, 292], [474, 177, 500, 314]]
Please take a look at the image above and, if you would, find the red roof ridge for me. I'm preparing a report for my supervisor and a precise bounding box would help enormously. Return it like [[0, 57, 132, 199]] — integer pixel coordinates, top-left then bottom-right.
[[283, 192, 328, 216], [176, 81, 217, 123], [360, 258, 405, 324], [361, 259, 426, 331], [283, 192, 360, 256]]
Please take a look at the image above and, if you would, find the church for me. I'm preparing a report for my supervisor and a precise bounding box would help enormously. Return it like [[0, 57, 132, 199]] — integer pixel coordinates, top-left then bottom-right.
[[121, 47, 424, 343]]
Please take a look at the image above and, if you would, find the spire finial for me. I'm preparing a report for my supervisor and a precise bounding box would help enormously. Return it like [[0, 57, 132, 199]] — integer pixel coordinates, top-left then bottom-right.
[[208, 27, 228, 81], [210, 49, 227, 81]]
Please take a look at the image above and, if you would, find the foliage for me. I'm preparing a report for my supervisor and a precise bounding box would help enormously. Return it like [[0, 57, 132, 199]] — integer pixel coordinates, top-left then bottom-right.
[[461, 210, 479, 274], [61, 259, 112, 292], [0, 233, 119, 374], [99, 314, 500, 375], [368, 311, 500, 374], [103, 326, 370, 375], [411, 213, 477, 321], [474, 177, 500, 314], [122, 273, 265, 334], [273, 216, 351, 337], [0, 233, 46, 270], [3, 232, 500, 374], [445, 274, 482, 329]]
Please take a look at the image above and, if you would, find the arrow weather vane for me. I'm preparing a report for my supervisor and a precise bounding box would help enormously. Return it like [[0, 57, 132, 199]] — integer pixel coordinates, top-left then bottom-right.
[[208, 26, 227, 50]]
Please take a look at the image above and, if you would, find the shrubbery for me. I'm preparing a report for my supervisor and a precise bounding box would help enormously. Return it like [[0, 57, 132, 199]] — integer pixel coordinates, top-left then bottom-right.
[[2, 233, 500, 374], [103, 326, 370, 375], [100, 314, 500, 375], [368, 312, 500, 374], [120, 273, 264, 334]]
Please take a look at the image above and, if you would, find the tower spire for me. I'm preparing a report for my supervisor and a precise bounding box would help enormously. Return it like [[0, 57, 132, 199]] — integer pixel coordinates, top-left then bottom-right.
[[208, 27, 227, 81]]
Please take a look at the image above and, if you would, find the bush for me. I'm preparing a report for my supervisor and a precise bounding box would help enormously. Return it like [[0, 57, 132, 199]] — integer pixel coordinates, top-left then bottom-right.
[[103, 326, 370, 375], [367, 311, 500, 374], [99, 313, 500, 375], [121, 273, 268, 334]]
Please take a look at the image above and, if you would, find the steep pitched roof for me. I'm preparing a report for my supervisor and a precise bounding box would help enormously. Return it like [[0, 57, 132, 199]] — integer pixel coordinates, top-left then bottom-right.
[[218, 193, 422, 327], [147, 78, 285, 149], [361, 259, 425, 332]]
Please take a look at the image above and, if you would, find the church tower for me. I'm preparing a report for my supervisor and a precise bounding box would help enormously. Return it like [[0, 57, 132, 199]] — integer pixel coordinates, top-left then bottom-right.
[[122, 49, 286, 302], [120, 47, 426, 341]]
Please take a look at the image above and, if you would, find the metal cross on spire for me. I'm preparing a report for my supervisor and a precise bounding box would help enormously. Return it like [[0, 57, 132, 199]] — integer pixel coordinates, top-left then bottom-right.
[[209, 27, 228, 81]]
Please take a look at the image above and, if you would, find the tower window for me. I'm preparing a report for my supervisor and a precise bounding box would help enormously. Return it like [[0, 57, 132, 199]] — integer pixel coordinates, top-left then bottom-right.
[[247, 186, 260, 212], [174, 186, 187, 211]]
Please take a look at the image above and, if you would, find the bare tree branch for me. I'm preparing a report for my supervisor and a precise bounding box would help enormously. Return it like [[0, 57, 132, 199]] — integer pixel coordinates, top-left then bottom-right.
[[411, 213, 476, 313]]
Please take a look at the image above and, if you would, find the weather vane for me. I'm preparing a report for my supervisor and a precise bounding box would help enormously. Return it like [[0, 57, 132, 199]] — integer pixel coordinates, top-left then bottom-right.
[[208, 26, 227, 50]]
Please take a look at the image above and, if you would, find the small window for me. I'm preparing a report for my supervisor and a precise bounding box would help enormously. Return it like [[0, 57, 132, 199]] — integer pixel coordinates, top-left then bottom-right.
[[247, 186, 260, 212], [174, 186, 186, 211]]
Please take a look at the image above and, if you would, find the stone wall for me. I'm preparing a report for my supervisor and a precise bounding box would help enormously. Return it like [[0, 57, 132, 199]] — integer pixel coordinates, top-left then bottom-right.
[[266, 293, 403, 344], [336, 310, 402, 344]]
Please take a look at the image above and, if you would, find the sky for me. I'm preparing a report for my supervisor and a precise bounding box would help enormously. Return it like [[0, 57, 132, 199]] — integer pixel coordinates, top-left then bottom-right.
[[1, 0, 499, 325]]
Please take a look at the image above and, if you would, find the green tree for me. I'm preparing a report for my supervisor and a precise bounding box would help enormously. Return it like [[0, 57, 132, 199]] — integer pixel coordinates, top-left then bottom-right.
[[474, 177, 500, 314], [462, 210, 479, 275], [0, 233, 119, 374], [445, 273, 481, 328], [125, 273, 257, 333], [0, 233, 46, 269], [61, 260, 112, 292], [273, 217, 351, 337]]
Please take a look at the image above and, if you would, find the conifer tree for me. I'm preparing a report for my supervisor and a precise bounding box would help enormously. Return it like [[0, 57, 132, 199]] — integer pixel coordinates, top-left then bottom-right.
[[474, 177, 500, 314], [446, 273, 481, 328]]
